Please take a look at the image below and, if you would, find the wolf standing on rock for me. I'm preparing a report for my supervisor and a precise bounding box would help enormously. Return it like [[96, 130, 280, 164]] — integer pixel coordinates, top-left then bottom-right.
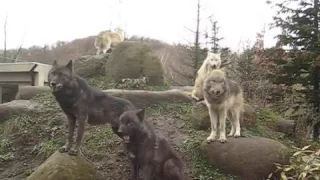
[[118, 108, 184, 180], [48, 59, 134, 156], [94, 28, 124, 55], [203, 69, 244, 143]]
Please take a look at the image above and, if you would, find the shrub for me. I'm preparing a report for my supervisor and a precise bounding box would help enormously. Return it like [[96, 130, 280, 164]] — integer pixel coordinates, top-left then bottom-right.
[[268, 145, 320, 180]]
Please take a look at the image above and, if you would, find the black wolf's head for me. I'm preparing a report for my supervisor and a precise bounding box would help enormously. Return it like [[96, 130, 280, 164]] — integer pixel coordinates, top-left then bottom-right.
[[48, 60, 74, 92], [118, 108, 145, 144]]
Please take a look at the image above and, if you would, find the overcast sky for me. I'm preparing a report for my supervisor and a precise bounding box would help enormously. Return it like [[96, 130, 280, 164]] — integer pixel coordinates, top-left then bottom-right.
[[0, 0, 280, 51]]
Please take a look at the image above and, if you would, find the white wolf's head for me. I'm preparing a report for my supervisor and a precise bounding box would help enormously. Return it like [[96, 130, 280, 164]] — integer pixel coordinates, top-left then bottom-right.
[[205, 51, 222, 69]]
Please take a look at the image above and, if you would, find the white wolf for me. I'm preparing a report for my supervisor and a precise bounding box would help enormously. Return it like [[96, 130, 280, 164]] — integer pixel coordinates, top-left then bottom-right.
[[191, 51, 223, 101], [94, 28, 125, 55], [203, 69, 244, 143]]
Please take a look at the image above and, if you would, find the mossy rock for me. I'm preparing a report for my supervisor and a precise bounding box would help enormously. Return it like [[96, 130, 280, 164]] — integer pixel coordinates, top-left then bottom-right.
[[74, 54, 109, 78], [27, 151, 103, 180], [105, 41, 164, 85]]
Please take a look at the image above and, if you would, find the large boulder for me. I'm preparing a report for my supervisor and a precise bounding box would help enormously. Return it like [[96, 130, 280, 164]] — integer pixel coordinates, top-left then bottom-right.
[[27, 151, 103, 180], [74, 54, 109, 78], [268, 118, 296, 137], [105, 41, 164, 85], [200, 136, 289, 180], [191, 102, 257, 130]]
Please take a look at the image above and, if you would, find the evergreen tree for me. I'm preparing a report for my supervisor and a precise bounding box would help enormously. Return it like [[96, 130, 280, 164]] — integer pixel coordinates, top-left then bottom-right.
[[209, 19, 223, 53], [268, 0, 320, 111]]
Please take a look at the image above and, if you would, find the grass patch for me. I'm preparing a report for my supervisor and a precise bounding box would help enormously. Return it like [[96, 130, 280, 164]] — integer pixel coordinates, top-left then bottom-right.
[[32, 139, 64, 160], [147, 102, 192, 119], [256, 107, 280, 123], [83, 126, 118, 153], [0, 139, 14, 163], [87, 74, 117, 89]]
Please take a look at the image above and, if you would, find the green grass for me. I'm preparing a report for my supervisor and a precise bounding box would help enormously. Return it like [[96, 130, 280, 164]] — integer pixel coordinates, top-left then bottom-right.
[[83, 126, 118, 153], [32, 139, 64, 160], [0, 139, 14, 163]]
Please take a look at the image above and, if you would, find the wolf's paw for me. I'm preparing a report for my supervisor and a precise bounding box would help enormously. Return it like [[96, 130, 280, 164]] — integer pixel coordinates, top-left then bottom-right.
[[234, 132, 241, 138], [68, 148, 79, 156], [227, 132, 234, 137], [206, 136, 216, 143], [191, 93, 200, 101], [219, 137, 227, 143], [59, 145, 71, 153]]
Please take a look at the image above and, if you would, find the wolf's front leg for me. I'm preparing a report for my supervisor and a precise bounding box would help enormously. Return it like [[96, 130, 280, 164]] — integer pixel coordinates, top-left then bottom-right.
[[59, 115, 76, 153], [233, 108, 242, 138], [129, 159, 139, 180], [142, 165, 154, 180], [96, 49, 101, 55], [68, 115, 87, 156], [218, 108, 227, 143], [207, 107, 218, 143]]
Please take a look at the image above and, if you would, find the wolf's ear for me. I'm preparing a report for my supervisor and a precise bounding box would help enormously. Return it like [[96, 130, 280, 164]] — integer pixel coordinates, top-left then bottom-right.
[[66, 60, 73, 72], [136, 108, 145, 122], [52, 59, 58, 66]]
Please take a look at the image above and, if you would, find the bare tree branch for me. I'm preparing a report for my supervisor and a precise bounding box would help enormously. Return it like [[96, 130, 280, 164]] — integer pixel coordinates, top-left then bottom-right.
[[3, 13, 8, 62]]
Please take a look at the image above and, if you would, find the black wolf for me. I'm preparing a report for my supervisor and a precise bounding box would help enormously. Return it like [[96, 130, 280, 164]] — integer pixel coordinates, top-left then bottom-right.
[[118, 108, 184, 180], [48, 59, 134, 155]]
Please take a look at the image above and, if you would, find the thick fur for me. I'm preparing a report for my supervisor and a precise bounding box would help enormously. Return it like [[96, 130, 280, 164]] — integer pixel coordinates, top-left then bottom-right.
[[203, 69, 244, 143], [118, 108, 184, 180], [191, 51, 223, 101], [48, 59, 134, 155], [94, 28, 124, 55]]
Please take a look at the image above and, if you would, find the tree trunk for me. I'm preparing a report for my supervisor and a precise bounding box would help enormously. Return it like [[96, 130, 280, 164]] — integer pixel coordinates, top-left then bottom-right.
[[193, 0, 200, 81], [313, 0, 320, 114], [3, 14, 8, 63]]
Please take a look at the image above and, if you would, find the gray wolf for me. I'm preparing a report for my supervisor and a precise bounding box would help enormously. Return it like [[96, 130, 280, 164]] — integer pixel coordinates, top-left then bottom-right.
[[203, 69, 244, 143], [191, 51, 223, 101], [118, 108, 184, 180], [94, 28, 124, 55], [48, 59, 134, 155]]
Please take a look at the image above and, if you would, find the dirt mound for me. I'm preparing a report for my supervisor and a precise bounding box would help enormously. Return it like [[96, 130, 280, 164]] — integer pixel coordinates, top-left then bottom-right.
[[27, 151, 103, 180], [200, 136, 289, 179], [105, 41, 164, 85]]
